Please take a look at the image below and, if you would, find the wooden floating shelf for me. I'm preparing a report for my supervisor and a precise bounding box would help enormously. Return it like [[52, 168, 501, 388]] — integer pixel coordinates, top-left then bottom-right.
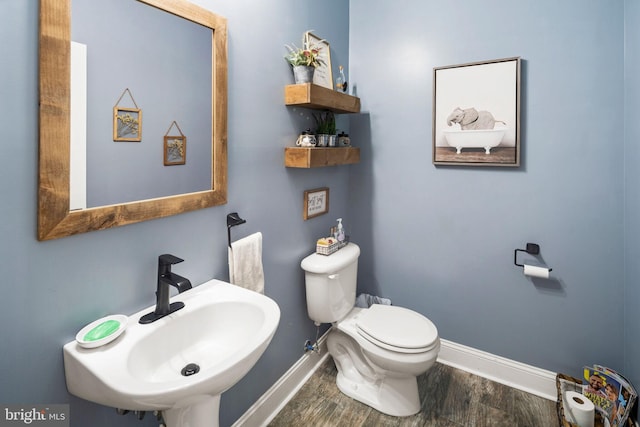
[[284, 83, 361, 114], [284, 147, 360, 168]]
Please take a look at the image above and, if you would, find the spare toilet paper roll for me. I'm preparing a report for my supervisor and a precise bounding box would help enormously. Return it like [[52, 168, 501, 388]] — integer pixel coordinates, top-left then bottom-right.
[[563, 391, 594, 427], [523, 264, 550, 279]]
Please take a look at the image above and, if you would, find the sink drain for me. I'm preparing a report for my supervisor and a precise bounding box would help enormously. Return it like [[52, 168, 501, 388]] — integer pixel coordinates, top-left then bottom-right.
[[181, 363, 200, 377]]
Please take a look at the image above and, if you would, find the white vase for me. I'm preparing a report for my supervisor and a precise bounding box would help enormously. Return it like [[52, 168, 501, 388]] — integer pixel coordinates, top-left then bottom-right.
[[293, 65, 315, 84]]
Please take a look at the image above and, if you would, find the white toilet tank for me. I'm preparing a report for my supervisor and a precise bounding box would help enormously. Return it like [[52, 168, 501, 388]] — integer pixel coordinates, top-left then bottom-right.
[[301, 243, 360, 324]]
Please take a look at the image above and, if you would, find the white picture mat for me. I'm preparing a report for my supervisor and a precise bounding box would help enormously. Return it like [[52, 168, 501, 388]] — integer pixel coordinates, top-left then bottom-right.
[[307, 190, 327, 216], [434, 60, 518, 148]]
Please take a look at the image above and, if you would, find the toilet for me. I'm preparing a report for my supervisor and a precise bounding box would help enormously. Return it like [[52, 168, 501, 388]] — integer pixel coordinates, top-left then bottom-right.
[[301, 243, 440, 417]]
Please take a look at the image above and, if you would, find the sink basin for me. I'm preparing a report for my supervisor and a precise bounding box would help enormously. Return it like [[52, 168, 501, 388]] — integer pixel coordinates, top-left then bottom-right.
[[63, 279, 280, 427]]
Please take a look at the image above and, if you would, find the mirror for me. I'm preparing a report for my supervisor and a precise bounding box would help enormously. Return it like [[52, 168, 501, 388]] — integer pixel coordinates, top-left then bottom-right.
[[38, 0, 227, 240], [71, 0, 214, 208]]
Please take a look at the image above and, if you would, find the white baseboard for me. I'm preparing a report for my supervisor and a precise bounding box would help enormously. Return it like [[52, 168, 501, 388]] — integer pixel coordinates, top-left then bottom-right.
[[437, 339, 557, 401], [231, 334, 329, 427], [233, 336, 557, 426]]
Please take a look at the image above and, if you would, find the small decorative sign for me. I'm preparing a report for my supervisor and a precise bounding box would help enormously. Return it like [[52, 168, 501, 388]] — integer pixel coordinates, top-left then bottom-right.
[[304, 187, 329, 220], [305, 32, 333, 90], [163, 121, 186, 165], [113, 88, 142, 142]]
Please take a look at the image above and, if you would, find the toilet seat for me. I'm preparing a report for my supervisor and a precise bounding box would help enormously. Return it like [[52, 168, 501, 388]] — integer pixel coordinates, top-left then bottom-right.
[[356, 305, 438, 354]]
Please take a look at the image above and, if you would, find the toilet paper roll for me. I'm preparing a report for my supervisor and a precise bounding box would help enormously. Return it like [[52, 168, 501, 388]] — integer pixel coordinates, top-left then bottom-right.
[[523, 264, 550, 279], [563, 391, 594, 427]]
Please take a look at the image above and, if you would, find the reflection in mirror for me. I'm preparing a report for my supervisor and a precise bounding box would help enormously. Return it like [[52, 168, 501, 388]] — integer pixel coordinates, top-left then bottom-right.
[[39, 0, 227, 240], [71, 0, 213, 208]]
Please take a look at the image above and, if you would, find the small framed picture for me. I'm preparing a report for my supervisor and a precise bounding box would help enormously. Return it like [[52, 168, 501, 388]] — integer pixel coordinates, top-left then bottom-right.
[[305, 32, 333, 90], [304, 187, 329, 220], [433, 57, 521, 167], [113, 107, 142, 142], [164, 136, 186, 165]]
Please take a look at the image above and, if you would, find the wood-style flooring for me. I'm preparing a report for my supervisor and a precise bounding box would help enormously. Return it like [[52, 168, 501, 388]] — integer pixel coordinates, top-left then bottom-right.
[[268, 357, 559, 427]]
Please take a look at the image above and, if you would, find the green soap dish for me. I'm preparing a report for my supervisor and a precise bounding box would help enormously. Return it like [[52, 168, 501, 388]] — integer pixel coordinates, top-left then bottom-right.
[[75, 315, 128, 348], [83, 319, 120, 341]]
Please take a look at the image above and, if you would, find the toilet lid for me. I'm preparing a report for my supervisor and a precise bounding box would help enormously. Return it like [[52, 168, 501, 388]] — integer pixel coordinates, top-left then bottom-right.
[[356, 305, 438, 352]]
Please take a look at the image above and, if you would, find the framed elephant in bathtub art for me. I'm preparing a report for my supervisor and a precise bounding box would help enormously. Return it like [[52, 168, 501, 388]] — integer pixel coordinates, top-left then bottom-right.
[[432, 57, 521, 166]]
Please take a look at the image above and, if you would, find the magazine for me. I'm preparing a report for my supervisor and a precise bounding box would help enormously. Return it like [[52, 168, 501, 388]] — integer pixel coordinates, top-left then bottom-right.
[[593, 365, 638, 427], [582, 365, 637, 427]]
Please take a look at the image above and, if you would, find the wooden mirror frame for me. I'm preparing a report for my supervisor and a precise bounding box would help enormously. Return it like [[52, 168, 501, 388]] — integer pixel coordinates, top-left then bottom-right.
[[38, 0, 227, 240]]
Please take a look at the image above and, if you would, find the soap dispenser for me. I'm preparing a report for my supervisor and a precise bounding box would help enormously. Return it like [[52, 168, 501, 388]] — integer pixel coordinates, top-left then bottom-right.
[[336, 218, 345, 242]]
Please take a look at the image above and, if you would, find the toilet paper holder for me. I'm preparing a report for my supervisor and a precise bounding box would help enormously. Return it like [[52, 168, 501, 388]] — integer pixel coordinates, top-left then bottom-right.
[[514, 243, 553, 272]]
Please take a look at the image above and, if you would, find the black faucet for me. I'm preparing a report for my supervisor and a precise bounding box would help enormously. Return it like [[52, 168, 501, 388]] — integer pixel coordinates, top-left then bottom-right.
[[139, 254, 192, 324]]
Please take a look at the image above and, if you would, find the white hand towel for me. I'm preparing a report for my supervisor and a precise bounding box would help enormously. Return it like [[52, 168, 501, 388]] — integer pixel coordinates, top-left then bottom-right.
[[228, 232, 264, 294]]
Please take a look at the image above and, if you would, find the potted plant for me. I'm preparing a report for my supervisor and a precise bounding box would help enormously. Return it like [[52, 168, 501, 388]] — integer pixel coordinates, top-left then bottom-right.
[[285, 32, 325, 84], [313, 111, 336, 147]]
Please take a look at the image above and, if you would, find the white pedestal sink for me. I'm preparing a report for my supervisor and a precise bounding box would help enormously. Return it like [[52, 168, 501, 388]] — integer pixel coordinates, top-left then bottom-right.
[[63, 279, 280, 427]]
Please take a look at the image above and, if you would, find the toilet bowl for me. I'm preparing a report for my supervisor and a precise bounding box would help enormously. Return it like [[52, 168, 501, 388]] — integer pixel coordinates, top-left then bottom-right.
[[329, 306, 440, 416], [301, 243, 440, 417]]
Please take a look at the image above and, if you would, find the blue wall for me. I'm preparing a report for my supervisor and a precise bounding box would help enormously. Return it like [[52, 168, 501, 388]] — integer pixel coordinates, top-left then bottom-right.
[[624, 0, 640, 391], [2, 0, 639, 426], [1, 0, 349, 426], [348, 0, 626, 377]]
